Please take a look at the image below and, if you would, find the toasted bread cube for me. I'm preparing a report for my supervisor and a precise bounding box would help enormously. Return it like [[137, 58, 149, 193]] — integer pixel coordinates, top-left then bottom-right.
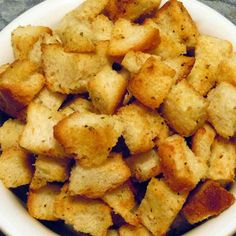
[[0, 119, 24, 150], [182, 180, 235, 224], [105, 0, 161, 21], [162, 80, 208, 137], [126, 149, 161, 182], [88, 65, 128, 114], [12, 25, 52, 59], [19, 102, 66, 158], [108, 19, 160, 57], [102, 183, 139, 225], [54, 184, 112, 236], [128, 57, 175, 109], [69, 153, 131, 198], [118, 102, 169, 154], [54, 112, 123, 167], [164, 56, 195, 83], [191, 123, 216, 177], [0, 148, 33, 188], [30, 155, 71, 190], [107, 230, 119, 236], [60, 97, 97, 116], [33, 87, 66, 111], [92, 14, 113, 41], [0, 63, 10, 75], [27, 184, 61, 221], [119, 224, 152, 236], [138, 178, 188, 236], [158, 135, 205, 192], [42, 44, 107, 94], [217, 52, 236, 86], [207, 82, 236, 138], [0, 60, 44, 117], [207, 137, 236, 185], [187, 35, 232, 95]]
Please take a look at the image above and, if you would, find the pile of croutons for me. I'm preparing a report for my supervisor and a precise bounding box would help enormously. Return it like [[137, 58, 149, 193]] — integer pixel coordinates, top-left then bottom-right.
[[0, 0, 236, 235]]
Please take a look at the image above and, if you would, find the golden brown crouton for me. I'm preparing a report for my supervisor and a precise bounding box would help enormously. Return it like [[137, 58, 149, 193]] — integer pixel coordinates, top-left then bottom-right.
[[102, 183, 139, 225], [107, 230, 119, 236], [33, 87, 66, 111], [182, 180, 235, 224], [217, 52, 236, 86], [30, 155, 71, 190], [119, 224, 152, 236], [138, 178, 188, 236], [207, 137, 236, 186], [0, 119, 24, 150], [104, 0, 161, 21], [27, 184, 61, 221], [54, 184, 112, 236], [0, 63, 10, 75], [60, 97, 97, 117], [69, 153, 131, 198], [88, 65, 128, 114], [117, 102, 169, 154], [0, 60, 44, 117], [19, 102, 66, 158], [128, 57, 175, 109], [187, 35, 232, 95], [42, 44, 107, 94], [126, 149, 161, 182], [54, 112, 123, 167], [0, 148, 33, 188], [162, 80, 208, 137], [207, 82, 236, 138], [108, 19, 160, 57], [158, 135, 205, 192], [11, 25, 52, 60]]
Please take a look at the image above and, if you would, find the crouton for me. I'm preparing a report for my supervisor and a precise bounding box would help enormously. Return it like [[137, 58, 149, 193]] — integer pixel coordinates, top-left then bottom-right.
[[88, 65, 128, 114], [30, 155, 71, 190], [60, 97, 97, 116], [0, 119, 24, 150], [126, 149, 161, 182], [19, 102, 66, 158], [69, 153, 131, 198], [162, 80, 208, 137], [207, 137, 236, 186], [138, 178, 188, 236], [191, 123, 216, 177], [108, 19, 160, 57], [207, 82, 236, 138], [42, 44, 107, 94], [102, 183, 139, 225], [217, 52, 236, 86], [0, 148, 33, 188], [0, 63, 10, 75], [54, 112, 123, 167], [187, 35, 232, 95], [11, 25, 52, 60], [183, 180, 235, 224], [128, 57, 175, 109], [33, 87, 66, 111], [158, 135, 205, 192], [164, 56, 195, 83], [117, 102, 169, 154], [119, 224, 152, 236], [54, 184, 112, 236], [0, 60, 44, 117], [107, 230, 119, 236], [104, 0, 161, 21], [27, 184, 61, 221]]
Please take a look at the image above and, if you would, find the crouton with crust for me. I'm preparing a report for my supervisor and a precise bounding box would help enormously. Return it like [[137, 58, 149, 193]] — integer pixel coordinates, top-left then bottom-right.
[[158, 135, 205, 192], [69, 153, 131, 198], [128, 56, 175, 109], [183, 180, 235, 224], [162, 80, 208, 137], [138, 178, 188, 236], [119, 224, 152, 236]]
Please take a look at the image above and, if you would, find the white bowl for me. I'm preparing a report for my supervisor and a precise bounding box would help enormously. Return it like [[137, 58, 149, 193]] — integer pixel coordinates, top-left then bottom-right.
[[0, 0, 236, 235]]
